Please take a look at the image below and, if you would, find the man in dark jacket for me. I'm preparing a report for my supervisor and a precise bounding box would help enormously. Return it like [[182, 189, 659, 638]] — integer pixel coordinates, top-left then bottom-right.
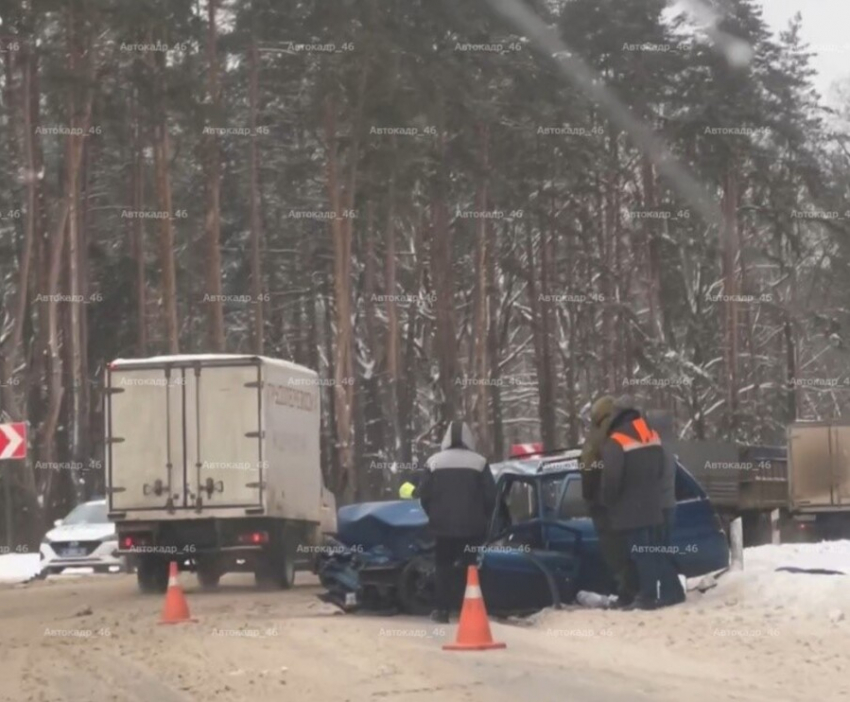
[[418, 421, 497, 623], [600, 401, 666, 610], [580, 396, 638, 606]]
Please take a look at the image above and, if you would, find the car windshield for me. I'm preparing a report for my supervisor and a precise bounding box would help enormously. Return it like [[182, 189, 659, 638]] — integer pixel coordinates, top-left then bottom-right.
[[62, 502, 109, 525]]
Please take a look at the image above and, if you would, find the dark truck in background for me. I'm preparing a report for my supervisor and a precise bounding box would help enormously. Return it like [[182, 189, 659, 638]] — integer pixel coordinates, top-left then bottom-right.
[[655, 421, 850, 546], [669, 440, 789, 546]]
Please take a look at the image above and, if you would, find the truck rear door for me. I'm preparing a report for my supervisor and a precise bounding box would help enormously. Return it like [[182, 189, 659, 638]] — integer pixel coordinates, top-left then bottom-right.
[[788, 424, 834, 509], [107, 366, 185, 512], [183, 363, 263, 510], [832, 425, 850, 505]]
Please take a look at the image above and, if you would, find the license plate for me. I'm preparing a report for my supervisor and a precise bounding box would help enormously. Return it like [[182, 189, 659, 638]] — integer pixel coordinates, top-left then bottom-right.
[[344, 593, 357, 607], [62, 547, 87, 557]]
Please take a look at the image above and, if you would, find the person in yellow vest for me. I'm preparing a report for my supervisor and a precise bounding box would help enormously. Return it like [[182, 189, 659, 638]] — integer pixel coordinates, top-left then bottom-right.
[[398, 465, 423, 499], [398, 480, 417, 499]]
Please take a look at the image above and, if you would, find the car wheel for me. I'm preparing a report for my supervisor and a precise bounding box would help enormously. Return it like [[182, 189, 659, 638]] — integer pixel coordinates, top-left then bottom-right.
[[136, 556, 169, 594], [398, 556, 435, 616]]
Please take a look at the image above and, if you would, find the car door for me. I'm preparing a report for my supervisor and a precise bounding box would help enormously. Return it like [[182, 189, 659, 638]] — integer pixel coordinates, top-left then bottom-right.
[[670, 465, 729, 577], [544, 474, 612, 594], [528, 475, 588, 601], [480, 476, 553, 612]]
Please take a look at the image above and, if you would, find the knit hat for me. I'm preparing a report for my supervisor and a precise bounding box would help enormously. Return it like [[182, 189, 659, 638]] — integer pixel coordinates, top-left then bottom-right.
[[590, 395, 616, 427]]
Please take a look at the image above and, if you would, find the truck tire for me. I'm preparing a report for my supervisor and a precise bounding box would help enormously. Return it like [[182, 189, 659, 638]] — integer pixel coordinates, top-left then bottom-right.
[[254, 553, 296, 589], [254, 536, 297, 590], [137, 556, 169, 594], [197, 559, 222, 589]]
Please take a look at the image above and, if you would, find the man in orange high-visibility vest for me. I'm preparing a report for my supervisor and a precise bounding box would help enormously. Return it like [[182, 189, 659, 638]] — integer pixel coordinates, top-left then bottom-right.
[[600, 400, 677, 610], [580, 396, 639, 607]]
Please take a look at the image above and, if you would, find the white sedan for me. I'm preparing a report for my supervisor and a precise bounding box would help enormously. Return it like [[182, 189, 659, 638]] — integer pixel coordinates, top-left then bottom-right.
[[39, 499, 125, 576]]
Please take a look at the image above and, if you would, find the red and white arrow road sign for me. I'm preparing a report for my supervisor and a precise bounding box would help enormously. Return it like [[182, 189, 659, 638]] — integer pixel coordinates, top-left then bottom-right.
[[0, 422, 27, 460]]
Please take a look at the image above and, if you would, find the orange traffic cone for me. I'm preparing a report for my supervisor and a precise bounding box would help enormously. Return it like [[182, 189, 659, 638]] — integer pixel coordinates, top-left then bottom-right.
[[442, 565, 506, 651], [159, 561, 196, 625]]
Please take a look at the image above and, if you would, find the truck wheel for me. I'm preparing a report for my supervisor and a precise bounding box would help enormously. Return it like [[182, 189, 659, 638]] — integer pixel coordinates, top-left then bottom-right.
[[197, 560, 222, 589], [137, 556, 169, 594], [398, 556, 435, 616], [254, 547, 296, 590]]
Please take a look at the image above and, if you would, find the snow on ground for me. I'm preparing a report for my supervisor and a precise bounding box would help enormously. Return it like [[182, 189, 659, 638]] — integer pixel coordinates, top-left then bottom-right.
[[534, 541, 850, 702], [696, 540, 850, 622], [0, 553, 99, 585], [0, 553, 41, 584], [572, 541, 850, 620]]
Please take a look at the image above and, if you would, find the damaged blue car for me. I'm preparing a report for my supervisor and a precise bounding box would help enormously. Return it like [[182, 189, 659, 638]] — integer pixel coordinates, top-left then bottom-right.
[[317, 450, 729, 615]]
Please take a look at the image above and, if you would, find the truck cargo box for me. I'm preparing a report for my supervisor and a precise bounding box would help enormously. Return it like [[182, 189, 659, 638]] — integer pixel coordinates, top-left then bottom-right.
[[788, 422, 850, 512], [106, 354, 330, 525]]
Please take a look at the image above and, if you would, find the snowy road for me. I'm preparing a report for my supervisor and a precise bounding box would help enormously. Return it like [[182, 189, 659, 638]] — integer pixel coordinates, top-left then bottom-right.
[[1, 560, 848, 702]]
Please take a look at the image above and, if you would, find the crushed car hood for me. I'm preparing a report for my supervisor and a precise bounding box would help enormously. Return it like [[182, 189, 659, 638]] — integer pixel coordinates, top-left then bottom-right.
[[337, 500, 431, 561]]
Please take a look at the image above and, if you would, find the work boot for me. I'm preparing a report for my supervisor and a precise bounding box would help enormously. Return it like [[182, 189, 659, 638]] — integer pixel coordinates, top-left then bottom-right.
[[609, 593, 636, 610], [656, 592, 686, 609], [430, 609, 449, 624]]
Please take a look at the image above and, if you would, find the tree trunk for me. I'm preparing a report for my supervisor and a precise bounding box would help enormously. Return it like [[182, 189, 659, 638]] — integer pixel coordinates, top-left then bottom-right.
[[0, 26, 42, 546], [399, 213, 426, 463], [130, 86, 148, 355], [324, 95, 356, 502], [65, 2, 84, 502], [248, 6, 264, 354], [472, 124, 490, 454], [204, 0, 225, 351], [486, 213, 504, 459], [383, 160, 402, 456], [150, 45, 179, 353], [722, 167, 740, 436], [430, 114, 458, 426], [41, 3, 94, 513]]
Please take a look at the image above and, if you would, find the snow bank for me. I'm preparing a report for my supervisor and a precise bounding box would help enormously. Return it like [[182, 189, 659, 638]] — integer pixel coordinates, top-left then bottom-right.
[[0, 553, 41, 584], [569, 541, 850, 621], [696, 541, 850, 621]]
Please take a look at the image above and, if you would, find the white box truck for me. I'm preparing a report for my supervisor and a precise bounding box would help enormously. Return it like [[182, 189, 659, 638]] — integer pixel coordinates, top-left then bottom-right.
[[105, 354, 337, 593], [786, 421, 850, 539]]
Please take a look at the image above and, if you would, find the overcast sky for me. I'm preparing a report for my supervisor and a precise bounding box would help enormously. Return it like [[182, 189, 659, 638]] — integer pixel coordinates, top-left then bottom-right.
[[757, 0, 850, 101]]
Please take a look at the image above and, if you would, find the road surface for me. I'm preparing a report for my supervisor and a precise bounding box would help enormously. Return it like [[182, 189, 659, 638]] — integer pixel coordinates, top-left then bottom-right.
[[0, 572, 845, 701]]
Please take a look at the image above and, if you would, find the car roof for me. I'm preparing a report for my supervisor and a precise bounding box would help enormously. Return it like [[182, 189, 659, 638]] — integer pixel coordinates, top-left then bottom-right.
[[492, 449, 582, 480]]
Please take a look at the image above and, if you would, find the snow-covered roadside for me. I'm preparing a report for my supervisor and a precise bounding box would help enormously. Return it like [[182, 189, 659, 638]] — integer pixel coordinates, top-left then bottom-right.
[[534, 541, 850, 702], [0, 553, 41, 584], [696, 541, 850, 622], [0, 552, 99, 585]]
